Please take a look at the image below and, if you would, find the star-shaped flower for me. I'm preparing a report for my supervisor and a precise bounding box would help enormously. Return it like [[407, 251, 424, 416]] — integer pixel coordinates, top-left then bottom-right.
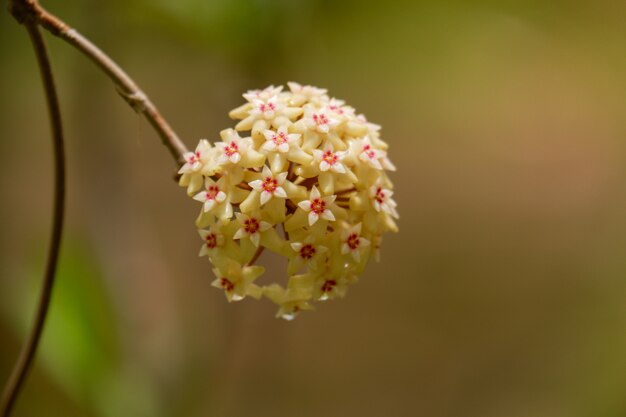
[[327, 97, 354, 118], [289, 235, 328, 274], [312, 145, 347, 173], [248, 166, 288, 206], [178, 139, 214, 194], [261, 126, 300, 154], [179, 139, 211, 174], [211, 260, 264, 302], [249, 95, 284, 120], [315, 276, 349, 301], [297, 186, 336, 226], [340, 223, 370, 262], [287, 82, 327, 102], [369, 181, 399, 218], [193, 177, 228, 213], [233, 212, 272, 247], [198, 221, 225, 257], [243, 85, 283, 102], [354, 136, 385, 170], [215, 130, 248, 165], [302, 107, 340, 134]]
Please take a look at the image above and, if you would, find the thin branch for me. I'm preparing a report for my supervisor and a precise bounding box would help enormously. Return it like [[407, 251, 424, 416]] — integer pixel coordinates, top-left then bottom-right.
[[11, 0, 189, 165], [0, 12, 66, 417], [247, 247, 265, 266]]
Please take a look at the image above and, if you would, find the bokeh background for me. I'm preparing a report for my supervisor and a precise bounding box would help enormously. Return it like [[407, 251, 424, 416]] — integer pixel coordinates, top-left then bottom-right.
[[1, 0, 626, 416]]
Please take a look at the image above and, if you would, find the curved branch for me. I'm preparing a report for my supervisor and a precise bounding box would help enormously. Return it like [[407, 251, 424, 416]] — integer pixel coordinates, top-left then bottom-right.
[[0, 16, 66, 417], [11, 0, 189, 164]]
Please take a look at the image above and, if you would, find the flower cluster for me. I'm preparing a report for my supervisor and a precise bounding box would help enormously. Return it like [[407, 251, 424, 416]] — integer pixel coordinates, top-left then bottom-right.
[[178, 83, 398, 319]]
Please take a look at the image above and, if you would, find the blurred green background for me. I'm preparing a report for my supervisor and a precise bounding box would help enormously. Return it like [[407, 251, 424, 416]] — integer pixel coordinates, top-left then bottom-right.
[[2, 0, 626, 416]]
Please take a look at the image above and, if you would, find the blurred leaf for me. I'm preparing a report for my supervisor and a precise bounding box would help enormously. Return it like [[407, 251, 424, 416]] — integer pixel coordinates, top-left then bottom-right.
[[11, 240, 119, 413]]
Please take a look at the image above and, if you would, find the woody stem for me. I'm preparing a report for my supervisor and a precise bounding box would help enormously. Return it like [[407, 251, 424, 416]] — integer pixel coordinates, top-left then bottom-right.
[[1, 5, 65, 416], [10, 0, 189, 165]]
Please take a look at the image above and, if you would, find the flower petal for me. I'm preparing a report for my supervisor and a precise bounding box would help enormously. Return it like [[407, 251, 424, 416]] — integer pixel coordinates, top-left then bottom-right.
[[250, 232, 261, 247], [321, 209, 335, 222], [260, 190, 273, 205], [298, 200, 312, 211], [273, 187, 287, 199], [310, 185, 321, 200], [249, 180, 264, 191]]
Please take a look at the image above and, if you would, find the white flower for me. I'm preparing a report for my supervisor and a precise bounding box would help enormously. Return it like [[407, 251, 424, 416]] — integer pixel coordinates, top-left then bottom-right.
[[198, 222, 225, 257], [289, 235, 328, 274], [215, 130, 247, 165], [233, 212, 272, 247], [297, 185, 336, 226], [312, 145, 347, 173], [249, 95, 284, 120], [341, 223, 370, 262], [261, 126, 300, 153], [287, 82, 327, 100], [243, 85, 283, 102], [179, 139, 211, 174], [369, 181, 399, 218], [354, 136, 384, 170], [302, 107, 340, 134], [193, 177, 228, 213], [248, 166, 288, 206]]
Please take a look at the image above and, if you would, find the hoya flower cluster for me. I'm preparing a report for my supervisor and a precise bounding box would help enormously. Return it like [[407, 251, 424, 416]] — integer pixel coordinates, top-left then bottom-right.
[[178, 83, 398, 320]]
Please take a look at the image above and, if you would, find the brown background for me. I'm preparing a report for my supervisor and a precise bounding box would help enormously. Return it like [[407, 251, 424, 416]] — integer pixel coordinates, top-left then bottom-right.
[[1, 0, 626, 416]]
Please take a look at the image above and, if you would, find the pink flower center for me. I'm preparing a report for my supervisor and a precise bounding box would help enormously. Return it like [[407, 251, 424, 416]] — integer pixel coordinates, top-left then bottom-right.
[[347, 233, 360, 250], [206, 185, 220, 200], [321, 279, 337, 293], [244, 218, 260, 234], [224, 141, 238, 157], [262, 177, 278, 193], [220, 278, 234, 292], [329, 104, 343, 114], [205, 233, 217, 249], [363, 144, 377, 160], [260, 102, 276, 113], [188, 150, 201, 164], [299, 244, 316, 260], [322, 150, 338, 165], [272, 132, 287, 145], [374, 187, 386, 204], [310, 198, 326, 215], [313, 113, 329, 126]]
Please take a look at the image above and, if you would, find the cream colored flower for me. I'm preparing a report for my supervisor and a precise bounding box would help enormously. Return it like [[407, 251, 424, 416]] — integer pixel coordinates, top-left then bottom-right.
[[250, 95, 284, 120], [289, 235, 328, 274], [215, 133, 246, 165], [198, 222, 225, 257], [302, 107, 340, 134], [193, 177, 229, 214], [312, 145, 347, 173], [179, 83, 398, 319], [340, 223, 370, 262], [248, 166, 288, 206], [233, 212, 272, 247], [297, 186, 336, 226], [261, 126, 300, 154], [211, 260, 264, 302], [369, 180, 399, 218]]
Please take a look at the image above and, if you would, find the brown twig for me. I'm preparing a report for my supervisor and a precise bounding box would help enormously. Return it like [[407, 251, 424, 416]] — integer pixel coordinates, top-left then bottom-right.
[[1, 7, 66, 416], [10, 0, 189, 165], [247, 247, 265, 266]]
